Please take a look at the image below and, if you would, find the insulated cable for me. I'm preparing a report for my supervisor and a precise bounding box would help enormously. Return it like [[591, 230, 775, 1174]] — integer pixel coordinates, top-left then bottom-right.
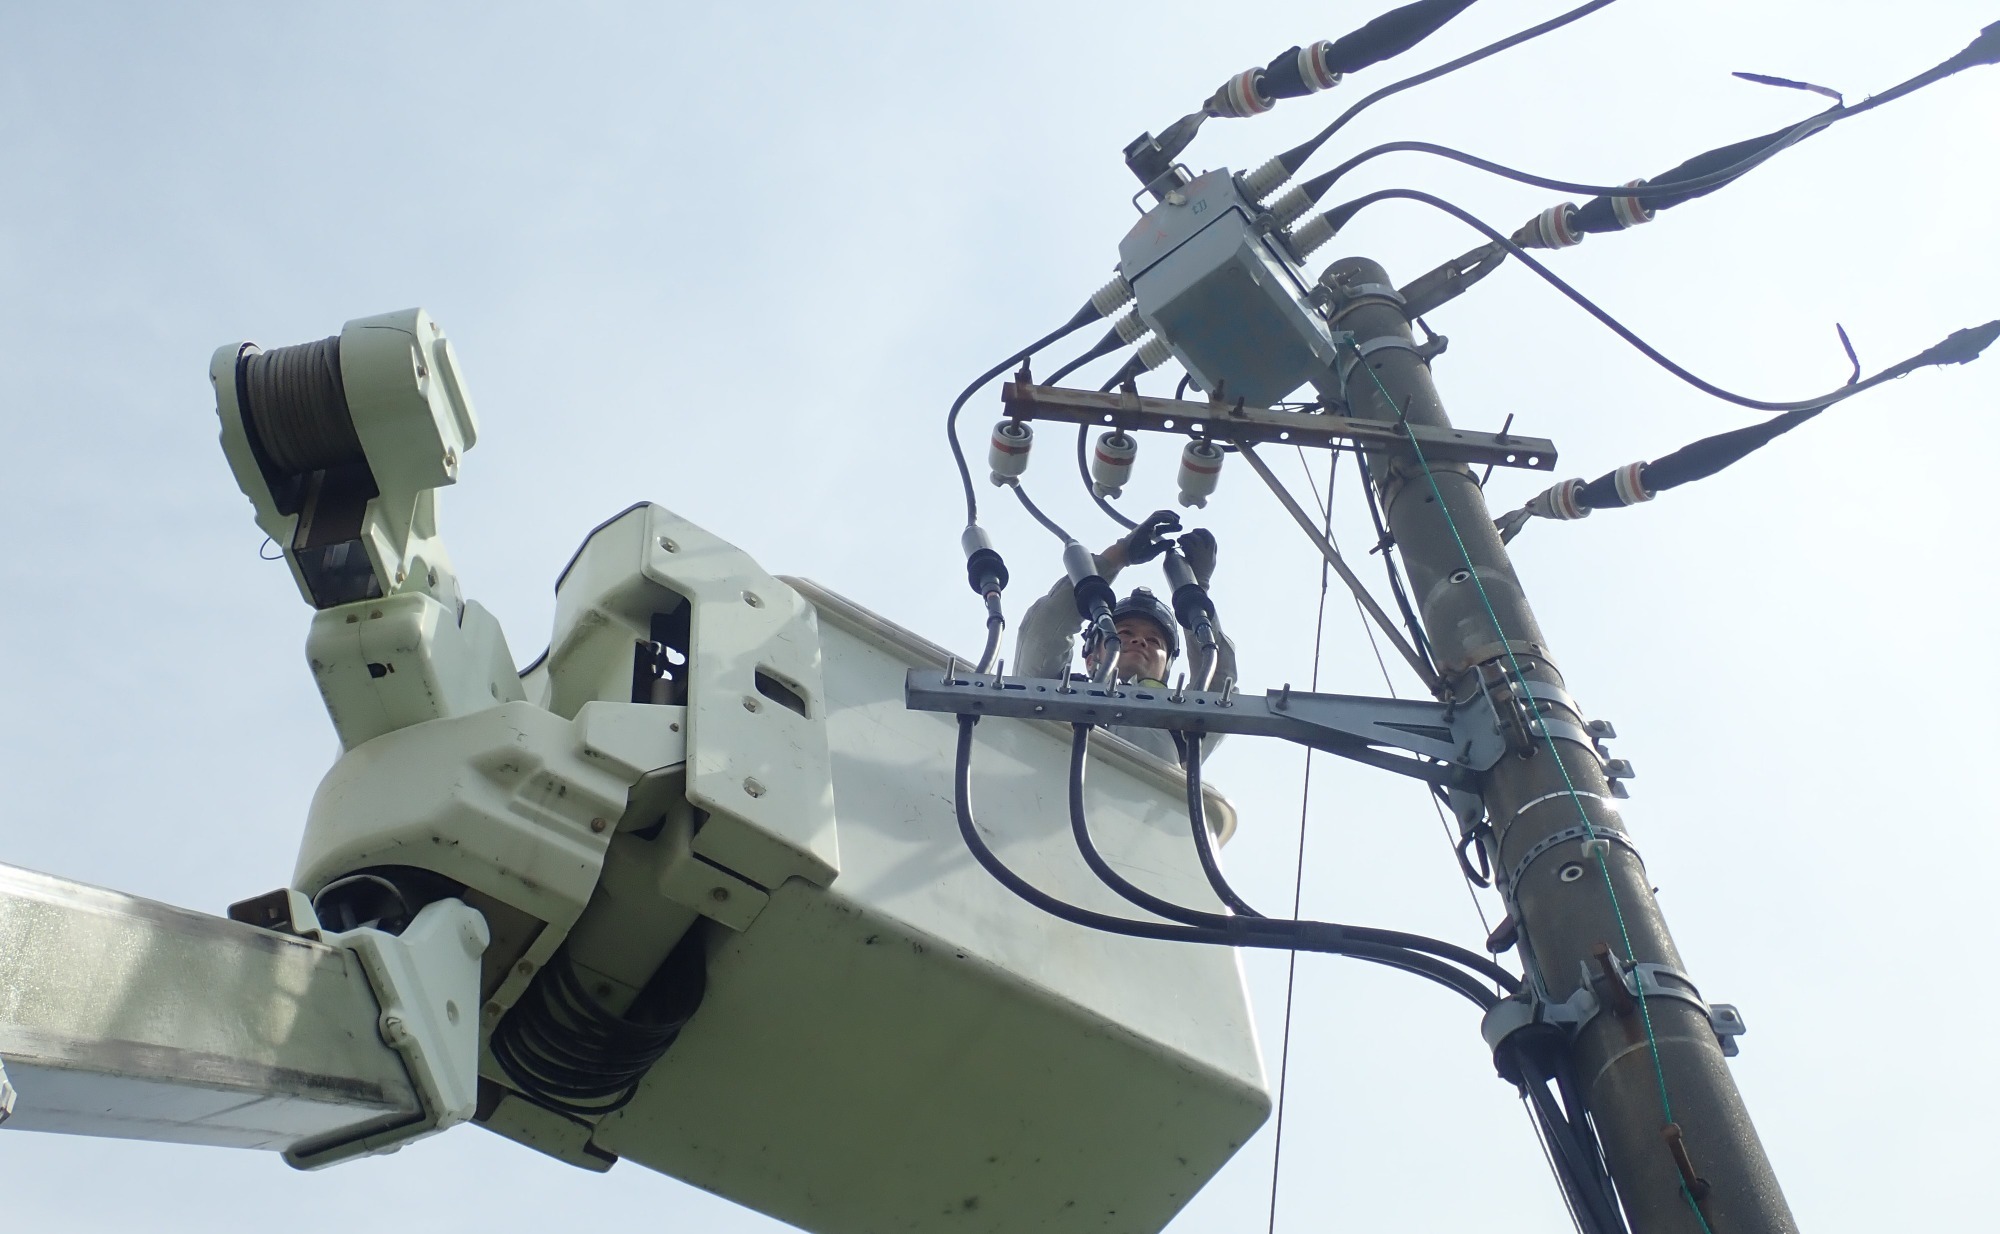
[[1243, 0, 1623, 201], [953, 716, 1515, 1008], [1317, 186, 2000, 413], [948, 288, 1130, 527], [1268, 21, 2000, 231]]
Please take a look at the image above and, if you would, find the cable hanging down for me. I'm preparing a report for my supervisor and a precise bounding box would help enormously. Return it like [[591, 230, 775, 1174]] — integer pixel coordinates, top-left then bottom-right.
[[953, 717, 1518, 1008]]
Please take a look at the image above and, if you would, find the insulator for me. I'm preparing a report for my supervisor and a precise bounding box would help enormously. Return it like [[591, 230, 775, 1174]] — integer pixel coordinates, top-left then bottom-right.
[[1209, 67, 1273, 119], [1611, 179, 1655, 229], [1176, 440, 1225, 509], [1291, 213, 1335, 260], [988, 420, 1033, 486], [1298, 40, 1341, 92], [1513, 203, 1583, 251], [1524, 478, 1591, 522], [1090, 271, 1134, 318], [1135, 335, 1174, 372], [1090, 431, 1138, 497], [1268, 184, 1313, 228], [1240, 155, 1289, 204], [1611, 460, 1653, 505], [1111, 307, 1148, 344]]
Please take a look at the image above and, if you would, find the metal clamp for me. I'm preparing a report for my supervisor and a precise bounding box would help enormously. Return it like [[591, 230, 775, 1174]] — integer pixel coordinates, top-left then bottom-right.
[[1483, 960, 1746, 1065]]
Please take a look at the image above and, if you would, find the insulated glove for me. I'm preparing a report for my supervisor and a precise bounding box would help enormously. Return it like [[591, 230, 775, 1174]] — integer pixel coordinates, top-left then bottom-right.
[[1121, 509, 1182, 563]]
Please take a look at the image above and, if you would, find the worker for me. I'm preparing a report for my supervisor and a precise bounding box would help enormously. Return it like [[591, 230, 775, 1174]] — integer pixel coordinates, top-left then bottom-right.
[[1014, 510, 1236, 766]]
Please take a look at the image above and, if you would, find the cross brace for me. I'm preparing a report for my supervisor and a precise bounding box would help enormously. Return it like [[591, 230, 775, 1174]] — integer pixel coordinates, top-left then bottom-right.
[[998, 382, 1559, 472]]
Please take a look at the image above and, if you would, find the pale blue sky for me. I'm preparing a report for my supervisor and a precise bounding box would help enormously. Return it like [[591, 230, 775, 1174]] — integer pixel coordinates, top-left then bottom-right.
[[3, 3, 1995, 1231]]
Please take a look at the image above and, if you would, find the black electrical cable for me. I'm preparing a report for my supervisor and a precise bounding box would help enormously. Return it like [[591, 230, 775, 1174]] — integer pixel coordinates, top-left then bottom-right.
[[974, 615, 1005, 676], [1068, 723, 1521, 990], [1009, 480, 1077, 544], [948, 302, 1101, 526], [1289, 23, 2000, 211], [1351, 448, 1437, 676], [1176, 730, 1264, 918], [1269, 0, 1622, 184], [956, 716, 1510, 1008], [1323, 186, 2000, 413]]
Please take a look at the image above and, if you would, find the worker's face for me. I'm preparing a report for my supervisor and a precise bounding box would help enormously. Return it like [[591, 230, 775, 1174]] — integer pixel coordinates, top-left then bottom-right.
[[1089, 615, 1171, 684]]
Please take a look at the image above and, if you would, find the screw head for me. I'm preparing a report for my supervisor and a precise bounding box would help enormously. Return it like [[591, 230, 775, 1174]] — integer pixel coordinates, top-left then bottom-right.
[[742, 590, 764, 608], [590, 817, 607, 833], [659, 536, 679, 552], [710, 886, 731, 903], [742, 777, 766, 798]]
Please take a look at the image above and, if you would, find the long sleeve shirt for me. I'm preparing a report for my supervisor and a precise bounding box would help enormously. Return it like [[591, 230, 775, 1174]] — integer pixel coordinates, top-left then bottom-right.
[[1012, 554, 1237, 766]]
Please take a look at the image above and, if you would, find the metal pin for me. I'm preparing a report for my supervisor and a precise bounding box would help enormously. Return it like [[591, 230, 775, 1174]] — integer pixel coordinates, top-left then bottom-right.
[[945, 656, 959, 684], [1278, 682, 1292, 710], [1170, 672, 1187, 704], [1218, 676, 1236, 707]]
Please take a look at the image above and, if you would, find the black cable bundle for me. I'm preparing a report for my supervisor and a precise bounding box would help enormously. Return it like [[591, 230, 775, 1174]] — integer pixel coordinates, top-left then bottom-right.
[[489, 928, 708, 1118]]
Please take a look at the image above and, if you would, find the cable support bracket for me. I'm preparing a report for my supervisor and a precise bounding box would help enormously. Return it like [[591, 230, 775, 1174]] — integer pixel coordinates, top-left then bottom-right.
[[905, 667, 1509, 785], [1482, 959, 1746, 1074]]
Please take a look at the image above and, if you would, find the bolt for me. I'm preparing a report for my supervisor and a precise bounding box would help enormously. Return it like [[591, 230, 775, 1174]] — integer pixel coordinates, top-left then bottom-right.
[[742, 696, 760, 713], [394, 569, 407, 585], [659, 536, 679, 552], [670, 722, 680, 732], [743, 590, 764, 608], [590, 817, 607, 833], [444, 447, 457, 467], [515, 960, 534, 977], [483, 1001, 502, 1018], [710, 887, 731, 903], [743, 777, 766, 798]]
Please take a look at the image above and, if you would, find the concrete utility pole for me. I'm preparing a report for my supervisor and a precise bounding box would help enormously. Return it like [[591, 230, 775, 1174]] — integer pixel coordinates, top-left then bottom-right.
[[1321, 255, 1793, 1232]]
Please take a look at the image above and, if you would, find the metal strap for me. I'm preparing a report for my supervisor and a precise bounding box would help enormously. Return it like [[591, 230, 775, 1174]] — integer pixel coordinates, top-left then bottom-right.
[[1506, 822, 1641, 890], [1338, 335, 1423, 379]]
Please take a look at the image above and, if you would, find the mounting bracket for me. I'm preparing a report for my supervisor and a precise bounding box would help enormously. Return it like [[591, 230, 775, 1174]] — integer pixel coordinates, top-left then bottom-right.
[[905, 668, 1505, 784]]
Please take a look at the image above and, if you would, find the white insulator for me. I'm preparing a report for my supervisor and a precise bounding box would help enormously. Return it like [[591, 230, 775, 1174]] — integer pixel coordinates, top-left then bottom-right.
[[1526, 203, 1583, 250], [1298, 40, 1342, 92], [1611, 179, 1655, 229], [1240, 154, 1289, 204], [1268, 184, 1313, 228], [1112, 307, 1148, 344], [987, 420, 1033, 486], [1211, 67, 1273, 119], [1176, 440, 1225, 509], [1291, 213, 1335, 260], [1136, 335, 1174, 372], [1090, 271, 1134, 318], [1090, 431, 1138, 498], [1611, 461, 1653, 506], [1525, 478, 1591, 522]]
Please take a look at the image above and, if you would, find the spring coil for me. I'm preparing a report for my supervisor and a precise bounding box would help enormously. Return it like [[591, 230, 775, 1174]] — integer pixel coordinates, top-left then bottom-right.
[[239, 335, 364, 476]]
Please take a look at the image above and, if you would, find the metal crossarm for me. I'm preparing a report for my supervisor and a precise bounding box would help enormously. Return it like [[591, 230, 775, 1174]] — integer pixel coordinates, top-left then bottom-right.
[[905, 668, 1505, 783]]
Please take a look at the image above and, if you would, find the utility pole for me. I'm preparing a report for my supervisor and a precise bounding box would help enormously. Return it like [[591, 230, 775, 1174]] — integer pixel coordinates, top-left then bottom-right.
[[1321, 255, 1793, 1232]]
